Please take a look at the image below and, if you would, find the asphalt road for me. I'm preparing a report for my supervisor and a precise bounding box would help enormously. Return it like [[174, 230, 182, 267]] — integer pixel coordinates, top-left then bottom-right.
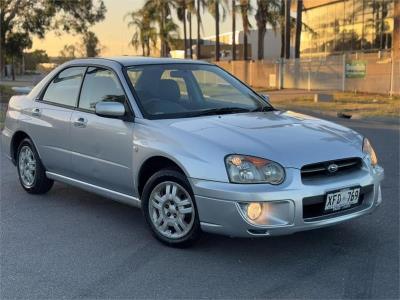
[[1, 115, 399, 299]]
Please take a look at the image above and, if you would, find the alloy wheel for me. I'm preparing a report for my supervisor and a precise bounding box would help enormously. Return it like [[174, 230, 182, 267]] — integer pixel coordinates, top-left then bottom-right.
[[18, 146, 37, 188], [148, 181, 195, 239]]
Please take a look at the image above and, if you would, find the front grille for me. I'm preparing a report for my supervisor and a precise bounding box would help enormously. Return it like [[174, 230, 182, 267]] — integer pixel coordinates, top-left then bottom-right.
[[302, 185, 374, 220], [301, 157, 362, 180]]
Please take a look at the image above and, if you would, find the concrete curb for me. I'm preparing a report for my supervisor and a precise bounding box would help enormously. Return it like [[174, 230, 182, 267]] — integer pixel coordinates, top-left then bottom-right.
[[279, 107, 400, 126]]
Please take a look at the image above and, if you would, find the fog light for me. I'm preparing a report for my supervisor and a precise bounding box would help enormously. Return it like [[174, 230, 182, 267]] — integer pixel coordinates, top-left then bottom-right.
[[247, 203, 262, 220]]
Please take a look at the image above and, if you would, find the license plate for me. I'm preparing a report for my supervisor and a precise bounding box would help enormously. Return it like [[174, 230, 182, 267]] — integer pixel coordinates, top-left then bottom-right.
[[325, 187, 360, 212]]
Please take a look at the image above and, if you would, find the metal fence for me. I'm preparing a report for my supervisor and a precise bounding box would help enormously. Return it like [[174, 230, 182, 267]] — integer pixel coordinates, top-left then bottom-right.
[[215, 51, 400, 95], [215, 60, 278, 89]]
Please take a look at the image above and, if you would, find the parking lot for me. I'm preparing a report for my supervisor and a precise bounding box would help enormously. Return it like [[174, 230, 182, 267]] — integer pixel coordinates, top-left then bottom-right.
[[1, 115, 399, 299]]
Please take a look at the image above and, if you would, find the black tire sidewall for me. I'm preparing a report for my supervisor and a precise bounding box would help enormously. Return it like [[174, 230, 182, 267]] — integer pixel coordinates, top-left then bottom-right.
[[142, 169, 201, 247], [17, 138, 53, 194]]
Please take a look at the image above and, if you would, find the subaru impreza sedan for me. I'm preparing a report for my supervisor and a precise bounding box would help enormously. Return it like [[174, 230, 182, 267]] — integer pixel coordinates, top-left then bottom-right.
[[1, 57, 384, 247]]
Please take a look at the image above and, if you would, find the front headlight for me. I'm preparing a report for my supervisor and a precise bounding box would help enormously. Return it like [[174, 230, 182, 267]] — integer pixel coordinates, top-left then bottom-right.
[[363, 138, 378, 166], [225, 155, 285, 184]]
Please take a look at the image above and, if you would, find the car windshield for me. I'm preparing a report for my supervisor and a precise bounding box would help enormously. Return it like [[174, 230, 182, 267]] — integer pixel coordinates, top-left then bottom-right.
[[125, 64, 272, 119]]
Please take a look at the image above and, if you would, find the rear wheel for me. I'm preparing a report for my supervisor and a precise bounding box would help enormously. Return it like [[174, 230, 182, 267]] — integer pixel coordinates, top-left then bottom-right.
[[142, 169, 201, 247], [17, 138, 53, 194]]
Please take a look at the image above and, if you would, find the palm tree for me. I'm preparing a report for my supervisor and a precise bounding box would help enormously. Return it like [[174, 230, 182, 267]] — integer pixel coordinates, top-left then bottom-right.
[[196, 0, 201, 59], [277, 1, 311, 59], [294, 0, 303, 58], [231, 0, 236, 60], [187, 0, 196, 58], [239, 0, 252, 60], [284, 0, 291, 58], [207, 0, 227, 61], [125, 9, 157, 56], [255, 0, 279, 60], [164, 18, 181, 52], [176, 0, 188, 58], [143, 0, 177, 57], [195, 0, 206, 59]]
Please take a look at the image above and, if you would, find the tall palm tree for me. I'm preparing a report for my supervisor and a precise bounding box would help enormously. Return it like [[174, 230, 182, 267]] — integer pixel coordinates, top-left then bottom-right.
[[195, 0, 207, 59], [176, 0, 188, 58], [207, 0, 227, 61], [125, 9, 157, 56], [277, 1, 309, 59], [143, 0, 177, 57], [239, 0, 252, 60], [196, 0, 201, 59], [164, 18, 181, 52], [231, 0, 236, 60], [284, 0, 292, 58], [255, 0, 279, 60], [294, 0, 303, 58], [187, 0, 196, 58]]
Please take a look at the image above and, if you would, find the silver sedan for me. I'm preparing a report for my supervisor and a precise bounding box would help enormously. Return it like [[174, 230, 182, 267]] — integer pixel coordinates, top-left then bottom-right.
[[1, 57, 384, 247]]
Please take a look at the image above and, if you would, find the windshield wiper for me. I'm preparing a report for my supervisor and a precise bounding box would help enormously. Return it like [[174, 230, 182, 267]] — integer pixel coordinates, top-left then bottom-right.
[[193, 107, 252, 116], [252, 105, 276, 112]]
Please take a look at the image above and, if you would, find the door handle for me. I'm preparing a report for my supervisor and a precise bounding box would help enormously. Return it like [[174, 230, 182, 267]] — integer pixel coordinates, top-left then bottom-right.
[[73, 117, 88, 128], [31, 108, 41, 117]]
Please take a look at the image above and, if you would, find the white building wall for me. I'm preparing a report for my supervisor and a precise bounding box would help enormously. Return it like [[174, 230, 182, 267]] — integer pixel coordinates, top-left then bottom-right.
[[203, 28, 294, 60]]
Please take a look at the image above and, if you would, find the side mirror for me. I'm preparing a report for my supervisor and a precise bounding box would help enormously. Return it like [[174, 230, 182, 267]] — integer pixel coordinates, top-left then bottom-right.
[[95, 102, 126, 118], [261, 94, 271, 103]]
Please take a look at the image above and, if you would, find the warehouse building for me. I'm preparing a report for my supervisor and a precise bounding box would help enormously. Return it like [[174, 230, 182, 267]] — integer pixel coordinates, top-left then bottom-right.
[[299, 0, 398, 57]]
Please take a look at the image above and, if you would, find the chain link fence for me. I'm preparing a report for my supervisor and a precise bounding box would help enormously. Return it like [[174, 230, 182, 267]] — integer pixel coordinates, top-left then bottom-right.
[[215, 51, 400, 95]]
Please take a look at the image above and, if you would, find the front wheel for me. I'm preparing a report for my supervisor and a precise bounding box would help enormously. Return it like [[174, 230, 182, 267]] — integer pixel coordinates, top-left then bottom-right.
[[142, 169, 201, 247]]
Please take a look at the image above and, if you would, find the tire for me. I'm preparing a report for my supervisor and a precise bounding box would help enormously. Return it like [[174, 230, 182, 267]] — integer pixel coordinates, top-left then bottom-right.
[[17, 138, 54, 194], [142, 169, 201, 247]]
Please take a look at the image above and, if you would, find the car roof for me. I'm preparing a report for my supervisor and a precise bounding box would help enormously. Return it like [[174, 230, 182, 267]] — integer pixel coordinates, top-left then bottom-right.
[[67, 56, 211, 67]]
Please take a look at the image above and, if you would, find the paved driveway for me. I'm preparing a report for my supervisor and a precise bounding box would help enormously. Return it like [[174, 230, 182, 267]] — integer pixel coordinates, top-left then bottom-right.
[[1, 115, 399, 299]]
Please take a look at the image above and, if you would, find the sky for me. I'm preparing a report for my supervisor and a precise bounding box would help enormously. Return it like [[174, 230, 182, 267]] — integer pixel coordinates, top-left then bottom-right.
[[31, 0, 248, 57]]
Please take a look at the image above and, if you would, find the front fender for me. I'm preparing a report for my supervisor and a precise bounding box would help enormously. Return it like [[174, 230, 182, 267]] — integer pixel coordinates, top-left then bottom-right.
[[133, 120, 230, 184]]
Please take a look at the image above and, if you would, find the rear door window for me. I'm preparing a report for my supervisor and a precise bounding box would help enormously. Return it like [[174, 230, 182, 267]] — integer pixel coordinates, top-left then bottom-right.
[[42, 67, 86, 107]]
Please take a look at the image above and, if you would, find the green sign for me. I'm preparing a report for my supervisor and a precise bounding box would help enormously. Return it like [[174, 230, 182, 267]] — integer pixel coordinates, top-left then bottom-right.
[[345, 60, 367, 78]]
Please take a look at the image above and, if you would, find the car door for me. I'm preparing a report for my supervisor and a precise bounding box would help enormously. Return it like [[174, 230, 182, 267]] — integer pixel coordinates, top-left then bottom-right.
[[33, 66, 86, 177], [70, 67, 134, 196]]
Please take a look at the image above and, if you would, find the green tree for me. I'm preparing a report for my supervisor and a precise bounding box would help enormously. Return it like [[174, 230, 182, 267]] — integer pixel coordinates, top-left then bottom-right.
[[255, 0, 279, 60], [176, 0, 188, 58], [231, 0, 237, 60], [186, 0, 196, 58], [238, 0, 252, 60], [196, 0, 207, 59], [4, 32, 32, 80], [0, 0, 106, 78], [206, 0, 228, 61], [126, 8, 157, 56], [59, 44, 78, 59], [23, 49, 49, 71], [82, 31, 101, 57], [294, 0, 303, 58], [143, 0, 178, 57]]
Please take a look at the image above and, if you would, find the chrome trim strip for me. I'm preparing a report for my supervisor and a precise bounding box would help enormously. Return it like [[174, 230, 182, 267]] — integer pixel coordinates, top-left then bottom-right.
[[301, 167, 326, 173], [46, 172, 141, 208], [337, 161, 358, 168]]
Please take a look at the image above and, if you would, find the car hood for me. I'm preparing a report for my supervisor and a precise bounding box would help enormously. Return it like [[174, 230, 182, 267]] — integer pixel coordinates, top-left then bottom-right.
[[158, 111, 364, 169]]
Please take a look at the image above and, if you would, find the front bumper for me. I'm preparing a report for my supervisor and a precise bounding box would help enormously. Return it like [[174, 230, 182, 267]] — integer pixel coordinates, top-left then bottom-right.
[[190, 164, 384, 237]]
